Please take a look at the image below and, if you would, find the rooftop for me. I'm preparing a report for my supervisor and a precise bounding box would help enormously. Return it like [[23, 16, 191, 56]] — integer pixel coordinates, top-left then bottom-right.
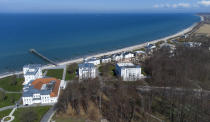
[[135, 51, 145, 54], [25, 69, 39, 75], [24, 64, 41, 75], [101, 55, 111, 59], [124, 52, 133, 55], [117, 63, 134, 67], [23, 64, 42, 68], [79, 63, 95, 68], [23, 78, 61, 97], [146, 43, 156, 49], [117, 63, 140, 68]]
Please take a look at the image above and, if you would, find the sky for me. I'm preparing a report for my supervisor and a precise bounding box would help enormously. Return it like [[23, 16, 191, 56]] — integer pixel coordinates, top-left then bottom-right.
[[0, 0, 209, 13]]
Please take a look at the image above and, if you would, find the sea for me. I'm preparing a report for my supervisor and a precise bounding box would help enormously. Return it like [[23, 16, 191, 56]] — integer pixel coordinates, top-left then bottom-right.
[[0, 13, 200, 74]]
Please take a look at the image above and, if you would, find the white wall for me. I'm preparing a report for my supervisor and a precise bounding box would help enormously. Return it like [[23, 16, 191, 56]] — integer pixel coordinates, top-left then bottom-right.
[[86, 60, 100, 65], [23, 94, 58, 105], [116, 64, 142, 81], [79, 67, 96, 80], [101, 58, 112, 63], [23, 66, 43, 85]]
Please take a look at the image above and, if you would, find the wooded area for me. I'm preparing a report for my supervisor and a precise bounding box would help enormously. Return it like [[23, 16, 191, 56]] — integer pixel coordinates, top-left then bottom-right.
[[55, 39, 210, 122]]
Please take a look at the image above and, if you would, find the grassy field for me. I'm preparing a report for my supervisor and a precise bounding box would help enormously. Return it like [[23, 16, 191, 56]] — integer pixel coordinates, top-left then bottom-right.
[[66, 64, 78, 81], [98, 63, 116, 78], [13, 106, 51, 122], [196, 24, 210, 35], [46, 69, 63, 79], [0, 76, 23, 92], [0, 109, 12, 119], [65, 71, 76, 81], [0, 93, 21, 108]]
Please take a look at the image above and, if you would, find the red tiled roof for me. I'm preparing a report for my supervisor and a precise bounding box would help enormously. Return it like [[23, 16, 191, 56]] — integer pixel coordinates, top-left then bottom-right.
[[31, 78, 61, 97]]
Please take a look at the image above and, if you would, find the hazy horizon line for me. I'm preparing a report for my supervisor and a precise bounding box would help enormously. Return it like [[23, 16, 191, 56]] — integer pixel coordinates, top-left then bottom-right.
[[0, 12, 200, 14]]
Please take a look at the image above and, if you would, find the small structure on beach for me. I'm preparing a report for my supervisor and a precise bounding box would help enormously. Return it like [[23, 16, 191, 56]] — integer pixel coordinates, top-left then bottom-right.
[[145, 43, 156, 54], [78, 63, 96, 80], [135, 51, 146, 55], [115, 63, 143, 81], [22, 78, 63, 105], [23, 64, 43, 85]]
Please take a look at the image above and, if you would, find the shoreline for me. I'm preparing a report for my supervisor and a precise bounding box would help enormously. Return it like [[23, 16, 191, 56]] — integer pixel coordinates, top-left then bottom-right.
[[58, 19, 200, 65], [0, 15, 203, 79]]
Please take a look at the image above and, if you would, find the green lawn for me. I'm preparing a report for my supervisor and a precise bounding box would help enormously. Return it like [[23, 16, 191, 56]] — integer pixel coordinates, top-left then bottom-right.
[[98, 63, 116, 78], [0, 109, 12, 119], [0, 76, 23, 92], [46, 69, 63, 79], [66, 64, 78, 81], [65, 71, 76, 81], [134, 48, 146, 52], [13, 106, 51, 122], [0, 93, 21, 108]]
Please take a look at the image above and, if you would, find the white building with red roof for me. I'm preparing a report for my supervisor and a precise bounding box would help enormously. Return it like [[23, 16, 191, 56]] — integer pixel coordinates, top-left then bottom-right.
[[22, 78, 62, 105]]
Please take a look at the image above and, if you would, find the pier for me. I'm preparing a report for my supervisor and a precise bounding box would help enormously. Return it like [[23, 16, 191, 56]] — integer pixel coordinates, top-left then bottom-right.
[[30, 49, 57, 66]]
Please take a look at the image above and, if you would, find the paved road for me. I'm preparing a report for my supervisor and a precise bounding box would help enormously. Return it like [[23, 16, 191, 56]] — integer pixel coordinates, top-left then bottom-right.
[[0, 105, 14, 112], [45, 65, 66, 70], [40, 106, 56, 122], [62, 65, 67, 80], [0, 103, 53, 112], [137, 86, 210, 98], [0, 88, 22, 94], [18, 103, 54, 108]]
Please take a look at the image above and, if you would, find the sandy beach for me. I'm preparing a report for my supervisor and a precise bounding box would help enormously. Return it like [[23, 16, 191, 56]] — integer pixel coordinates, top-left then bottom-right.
[[58, 19, 200, 66], [0, 16, 203, 79]]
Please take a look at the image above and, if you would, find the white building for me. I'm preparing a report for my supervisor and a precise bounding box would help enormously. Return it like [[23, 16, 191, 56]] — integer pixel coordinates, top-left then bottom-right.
[[184, 42, 202, 48], [146, 43, 156, 49], [101, 56, 112, 63], [135, 51, 146, 55], [85, 57, 100, 65], [124, 52, 135, 59], [112, 53, 124, 61], [23, 64, 42, 85], [145, 43, 156, 54], [22, 78, 63, 105], [78, 63, 96, 80], [115, 63, 143, 81]]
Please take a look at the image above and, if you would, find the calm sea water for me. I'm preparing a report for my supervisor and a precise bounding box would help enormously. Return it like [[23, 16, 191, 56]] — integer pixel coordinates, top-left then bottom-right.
[[0, 13, 200, 74]]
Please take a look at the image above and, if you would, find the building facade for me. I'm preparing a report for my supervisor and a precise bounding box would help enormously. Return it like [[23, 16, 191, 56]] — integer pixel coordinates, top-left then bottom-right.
[[22, 78, 63, 105], [101, 56, 112, 63], [112, 54, 124, 61], [23, 64, 43, 85], [116, 63, 142, 81], [85, 57, 101, 65], [124, 52, 135, 59], [78, 63, 96, 80]]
